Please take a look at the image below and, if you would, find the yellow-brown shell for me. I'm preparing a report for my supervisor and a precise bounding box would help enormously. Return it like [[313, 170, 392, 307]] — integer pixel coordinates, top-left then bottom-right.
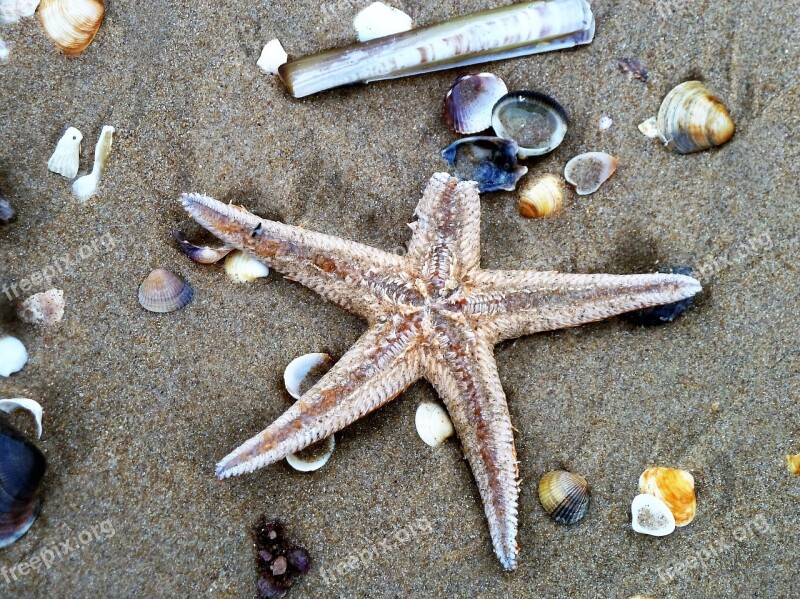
[[786, 454, 800, 475], [37, 0, 104, 57], [518, 174, 564, 219], [656, 81, 735, 154], [137, 268, 193, 313], [638, 467, 696, 527], [538, 470, 589, 524]]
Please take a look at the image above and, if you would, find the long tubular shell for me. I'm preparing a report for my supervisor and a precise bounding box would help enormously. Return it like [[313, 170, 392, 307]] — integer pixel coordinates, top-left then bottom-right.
[[278, 0, 595, 98]]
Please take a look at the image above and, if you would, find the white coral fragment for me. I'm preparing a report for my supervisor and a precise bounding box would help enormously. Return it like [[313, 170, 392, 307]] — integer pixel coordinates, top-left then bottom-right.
[[353, 2, 413, 42]]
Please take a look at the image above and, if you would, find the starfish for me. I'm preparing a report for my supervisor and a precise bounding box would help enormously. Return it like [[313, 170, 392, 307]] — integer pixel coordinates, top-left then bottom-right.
[[180, 173, 701, 571]]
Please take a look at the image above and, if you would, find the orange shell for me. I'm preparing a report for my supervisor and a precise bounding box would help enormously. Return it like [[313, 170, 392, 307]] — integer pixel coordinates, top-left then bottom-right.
[[638, 466, 696, 527]]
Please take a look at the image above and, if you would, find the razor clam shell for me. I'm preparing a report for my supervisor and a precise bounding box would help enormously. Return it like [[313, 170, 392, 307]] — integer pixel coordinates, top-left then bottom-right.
[[279, 0, 595, 98]]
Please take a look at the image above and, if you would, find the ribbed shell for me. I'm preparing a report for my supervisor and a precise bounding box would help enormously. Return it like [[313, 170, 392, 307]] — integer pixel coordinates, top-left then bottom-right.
[[444, 73, 508, 135], [538, 470, 589, 524], [37, 0, 104, 57], [138, 268, 193, 313]]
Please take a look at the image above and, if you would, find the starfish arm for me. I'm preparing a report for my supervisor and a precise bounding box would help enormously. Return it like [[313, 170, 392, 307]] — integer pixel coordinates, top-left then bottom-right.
[[181, 193, 419, 320], [425, 314, 519, 571], [406, 173, 481, 296], [465, 270, 703, 343], [216, 317, 425, 478]]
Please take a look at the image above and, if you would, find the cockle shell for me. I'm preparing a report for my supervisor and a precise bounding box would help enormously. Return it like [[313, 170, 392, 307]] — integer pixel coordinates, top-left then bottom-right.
[[444, 73, 508, 135], [353, 2, 413, 42], [491, 91, 568, 158], [518, 174, 565, 219], [0, 0, 39, 23], [564, 151, 618, 195], [257, 39, 288, 75], [173, 230, 233, 264], [639, 467, 696, 527], [0, 398, 43, 439], [631, 493, 675, 537], [786, 454, 800, 475], [137, 268, 194, 313], [538, 470, 590, 524], [284, 353, 334, 400], [442, 136, 528, 192], [285, 435, 335, 472], [0, 336, 28, 377], [17, 289, 65, 325], [37, 0, 104, 57], [224, 250, 270, 283], [415, 402, 454, 447], [72, 125, 114, 201], [48, 127, 82, 179]]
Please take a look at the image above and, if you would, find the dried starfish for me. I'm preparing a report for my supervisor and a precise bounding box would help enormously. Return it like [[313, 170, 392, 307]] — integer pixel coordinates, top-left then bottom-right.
[[181, 173, 701, 571]]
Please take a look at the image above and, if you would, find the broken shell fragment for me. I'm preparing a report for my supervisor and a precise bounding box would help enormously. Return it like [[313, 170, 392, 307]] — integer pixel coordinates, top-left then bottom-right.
[[17, 289, 65, 325], [37, 0, 104, 57], [491, 91, 568, 157], [538, 470, 590, 524], [0, 0, 39, 23], [224, 250, 270, 283], [0, 336, 28, 377], [0, 196, 16, 225], [173, 230, 233, 264], [284, 353, 334, 400], [47, 127, 82, 179], [444, 73, 508, 135], [353, 2, 413, 42], [257, 39, 288, 75], [72, 125, 114, 201], [0, 398, 43, 439], [415, 402, 454, 447], [598, 116, 613, 131], [442, 136, 528, 192], [631, 493, 675, 536], [639, 467, 696, 527], [518, 173, 565, 219], [285, 435, 335, 472], [564, 151, 618, 195], [786, 454, 800, 475], [138, 268, 194, 313]]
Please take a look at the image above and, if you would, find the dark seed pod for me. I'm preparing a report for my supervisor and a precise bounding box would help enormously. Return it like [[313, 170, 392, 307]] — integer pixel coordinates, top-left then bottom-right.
[[0, 423, 47, 548]]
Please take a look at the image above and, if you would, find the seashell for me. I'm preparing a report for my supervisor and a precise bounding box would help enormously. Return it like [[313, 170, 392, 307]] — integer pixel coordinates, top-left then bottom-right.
[[0, 195, 16, 225], [0, 398, 43, 439], [173, 230, 233, 264], [640, 81, 735, 154], [491, 91, 568, 158], [138, 268, 194, 313], [37, 0, 104, 57], [285, 435, 335, 472], [0, 0, 39, 23], [598, 115, 613, 131], [0, 422, 47, 548], [563, 151, 618, 195], [415, 402, 454, 447], [786, 454, 800, 476], [224, 250, 270, 283], [72, 125, 114, 201], [518, 173, 565, 219], [284, 353, 334, 400], [0, 39, 9, 61], [47, 127, 83, 179], [538, 470, 590, 524], [639, 467, 696, 527], [353, 2, 413, 42], [442, 136, 528, 193], [17, 289, 65, 325], [631, 493, 675, 537], [444, 73, 508, 135], [257, 39, 288, 75], [279, 0, 595, 98], [0, 336, 28, 377], [624, 266, 696, 325]]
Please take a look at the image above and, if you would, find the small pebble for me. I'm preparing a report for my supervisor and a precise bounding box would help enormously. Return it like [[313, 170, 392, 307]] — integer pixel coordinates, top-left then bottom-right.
[[598, 116, 613, 131]]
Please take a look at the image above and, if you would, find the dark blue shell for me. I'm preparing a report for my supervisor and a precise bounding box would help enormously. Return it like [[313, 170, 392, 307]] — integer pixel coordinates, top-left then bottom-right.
[[625, 266, 696, 325], [442, 136, 528, 193], [0, 423, 46, 548]]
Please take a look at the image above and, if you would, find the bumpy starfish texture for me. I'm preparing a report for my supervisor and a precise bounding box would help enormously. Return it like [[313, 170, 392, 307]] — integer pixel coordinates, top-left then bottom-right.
[[181, 173, 701, 571]]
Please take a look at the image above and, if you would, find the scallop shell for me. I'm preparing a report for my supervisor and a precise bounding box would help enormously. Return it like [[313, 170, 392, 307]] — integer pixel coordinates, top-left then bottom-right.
[[17, 289, 65, 325], [518, 174, 565, 219], [491, 91, 568, 157], [444, 73, 508, 135], [48, 127, 83, 179], [537, 470, 590, 524], [442, 136, 528, 192], [72, 125, 114, 201], [631, 493, 675, 536], [37, 0, 104, 57], [0, 398, 43, 439], [224, 250, 271, 283], [285, 435, 335, 472], [638, 467, 696, 527], [353, 2, 413, 42], [415, 402, 454, 447], [786, 454, 800, 475], [564, 151, 618, 195], [138, 268, 194, 313], [0, 336, 28, 377], [173, 230, 233, 264], [284, 353, 334, 400], [257, 39, 288, 75], [0, 0, 39, 23]]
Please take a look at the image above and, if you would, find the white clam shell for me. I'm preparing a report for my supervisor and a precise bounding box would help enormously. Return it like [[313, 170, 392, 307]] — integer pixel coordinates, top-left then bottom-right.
[[0, 398, 43, 438], [18, 289, 65, 325], [415, 402, 454, 447], [564, 151, 618, 195], [353, 2, 413, 42], [284, 352, 334, 400], [0, 0, 40, 23], [0, 336, 28, 377], [48, 127, 83, 179], [286, 435, 335, 472], [224, 250, 270, 283], [72, 125, 114, 201], [598, 115, 613, 131], [631, 493, 676, 537], [257, 39, 288, 75]]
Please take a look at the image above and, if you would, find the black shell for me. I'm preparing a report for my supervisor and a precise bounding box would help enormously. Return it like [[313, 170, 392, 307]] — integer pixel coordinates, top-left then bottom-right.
[[0, 423, 47, 548]]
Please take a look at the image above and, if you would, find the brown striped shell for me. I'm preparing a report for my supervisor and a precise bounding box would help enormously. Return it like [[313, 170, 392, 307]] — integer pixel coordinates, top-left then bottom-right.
[[538, 470, 589, 524], [138, 268, 193, 313]]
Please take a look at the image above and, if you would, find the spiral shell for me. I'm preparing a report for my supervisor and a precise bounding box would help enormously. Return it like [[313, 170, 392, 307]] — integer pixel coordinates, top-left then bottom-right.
[[444, 73, 508, 135], [285, 435, 335, 472], [415, 402, 455, 447], [564, 151, 618, 195], [631, 493, 675, 536], [638, 467, 696, 527], [518, 174, 565, 219], [138, 268, 194, 313], [537, 470, 590, 524], [284, 353, 334, 400], [37, 0, 104, 57], [224, 250, 270, 283]]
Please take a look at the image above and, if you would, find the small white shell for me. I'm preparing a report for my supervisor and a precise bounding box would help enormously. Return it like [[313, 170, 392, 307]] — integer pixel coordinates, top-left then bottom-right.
[[0, 0, 39, 23], [0, 336, 28, 377], [284, 353, 334, 400], [637, 116, 660, 139], [353, 2, 413, 42], [415, 402, 455, 447], [564, 151, 618, 195], [73, 125, 114, 201], [286, 435, 335, 472], [598, 115, 613, 131], [257, 39, 288, 75], [631, 493, 675, 537], [17, 289, 65, 325], [48, 127, 83, 179], [0, 398, 43, 438], [224, 250, 270, 283]]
